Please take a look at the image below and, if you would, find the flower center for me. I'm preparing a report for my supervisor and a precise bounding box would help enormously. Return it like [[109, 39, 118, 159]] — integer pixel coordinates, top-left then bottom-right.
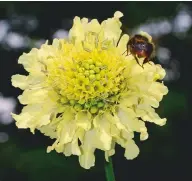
[[46, 35, 128, 114]]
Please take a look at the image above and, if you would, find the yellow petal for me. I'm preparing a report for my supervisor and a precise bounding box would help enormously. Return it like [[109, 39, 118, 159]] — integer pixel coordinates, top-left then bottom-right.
[[69, 16, 85, 42], [47, 140, 58, 153], [62, 107, 76, 121], [124, 140, 139, 159], [99, 130, 112, 150], [82, 128, 111, 151], [148, 82, 168, 101], [81, 129, 96, 150], [63, 140, 81, 156], [117, 107, 140, 131], [87, 19, 101, 33], [121, 129, 134, 140], [75, 111, 92, 131], [18, 89, 49, 104], [55, 107, 76, 144], [63, 143, 72, 156], [93, 114, 110, 132], [139, 121, 148, 141], [12, 112, 32, 129], [93, 115, 112, 150], [57, 121, 76, 145], [79, 150, 95, 169], [105, 142, 115, 162], [15, 104, 50, 127], [18, 49, 40, 72], [11, 75, 29, 90], [39, 125, 57, 139], [117, 34, 129, 54], [55, 144, 64, 153], [71, 139, 81, 155], [119, 94, 138, 107], [114, 11, 123, 19], [142, 107, 167, 126], [115, 136, 126, 148], [52, 38, 60, 48], [140, 31, 152, 42], [101, 13, 122, 45], [12, 110, 50, 132], [81, 17, 88, 25], [142, 95, 160, 108], [140, 132, 149, 141], [155, 64, 166, 79], [74, 127, 85, 144], [110, 124, 120, 137], [106, 113, 127, 131]]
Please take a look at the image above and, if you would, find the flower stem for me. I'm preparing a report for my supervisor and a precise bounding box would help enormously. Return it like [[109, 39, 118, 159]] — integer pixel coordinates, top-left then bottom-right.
[[104, 157, 116, 181]]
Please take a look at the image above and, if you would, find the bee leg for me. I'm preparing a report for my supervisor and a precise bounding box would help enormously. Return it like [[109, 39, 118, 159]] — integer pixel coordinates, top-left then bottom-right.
[[122, 50, 127, 55], [124, 50, 131, 56], [116, 33, 123, 47], [134, 55, 144, 69], [141, 58, 150, 68]]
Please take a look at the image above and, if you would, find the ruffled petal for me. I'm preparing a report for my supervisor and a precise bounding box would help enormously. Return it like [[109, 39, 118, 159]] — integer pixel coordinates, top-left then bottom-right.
[[117, 34, 129, 54], [39, 124, 57, 139], [141, 107, 167, 126], [12, 110, 51, 133], [148, 82, 168, 101], [79, 150, 95, 169], [69, 16, 85, 42], [57, 110, 76, 145], [117, 107, 141, 132], [105, 141, 116, 162], [11, 75, 29, 90], [124, 140, 139, 159], [12, 73, 46, 90], [86, 19, 101, 33], [18, 89, 48, 104], [18, 49, 41, 72], [140, 31, 152, 42], [101, 11, 123, 44], [63, 140, 81, 156], [75, 111, 92, 131], [93, 115, 112, 150]]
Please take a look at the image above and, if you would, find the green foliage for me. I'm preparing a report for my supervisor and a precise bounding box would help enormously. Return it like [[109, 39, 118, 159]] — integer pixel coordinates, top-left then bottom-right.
[[0, 140, 103, 181]]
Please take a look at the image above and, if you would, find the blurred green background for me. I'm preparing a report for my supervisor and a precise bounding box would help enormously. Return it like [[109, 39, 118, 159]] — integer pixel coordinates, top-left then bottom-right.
[[0, 2, 190, 181]]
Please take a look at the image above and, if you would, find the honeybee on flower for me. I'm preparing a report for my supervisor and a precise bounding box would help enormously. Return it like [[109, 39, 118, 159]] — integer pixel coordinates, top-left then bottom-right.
[[126, 33, 155, 68], [11, 11, 168, 169]]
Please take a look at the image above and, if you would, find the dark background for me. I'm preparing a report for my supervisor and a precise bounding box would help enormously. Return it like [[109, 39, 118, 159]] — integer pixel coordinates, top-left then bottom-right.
[[0, 2, 191, 181]]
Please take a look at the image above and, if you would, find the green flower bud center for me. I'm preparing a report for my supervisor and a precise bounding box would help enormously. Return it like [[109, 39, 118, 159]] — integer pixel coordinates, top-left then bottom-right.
[[49, 45, 128, 114], [90, 106, 98, 114]]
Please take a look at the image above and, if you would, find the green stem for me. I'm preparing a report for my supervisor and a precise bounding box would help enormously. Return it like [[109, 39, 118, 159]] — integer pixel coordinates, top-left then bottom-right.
[[104, 157, 116, 181]]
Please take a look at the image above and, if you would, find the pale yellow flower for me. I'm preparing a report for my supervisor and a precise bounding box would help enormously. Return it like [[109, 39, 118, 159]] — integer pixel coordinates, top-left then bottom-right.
[[11, 11, 168, 169]]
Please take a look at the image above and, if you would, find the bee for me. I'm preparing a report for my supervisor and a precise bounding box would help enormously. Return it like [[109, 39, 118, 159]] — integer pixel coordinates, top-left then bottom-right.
[[126, 33, 155, 68]]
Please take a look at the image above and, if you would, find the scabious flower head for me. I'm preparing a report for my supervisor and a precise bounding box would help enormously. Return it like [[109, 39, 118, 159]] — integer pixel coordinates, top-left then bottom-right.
[[11, 11, 168, 169]]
